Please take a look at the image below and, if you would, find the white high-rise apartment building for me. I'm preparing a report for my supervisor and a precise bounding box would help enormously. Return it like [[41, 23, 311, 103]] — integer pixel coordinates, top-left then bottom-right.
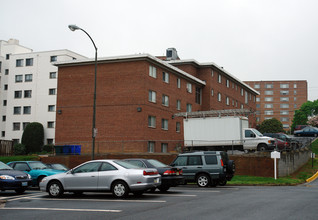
[[0, 39, 86, 145]]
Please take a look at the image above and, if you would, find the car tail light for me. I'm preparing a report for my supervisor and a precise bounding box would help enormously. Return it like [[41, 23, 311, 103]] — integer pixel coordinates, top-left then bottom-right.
[[179, 169, 183, 175], [143, 170, 159, 175], [220, 159, 224, 167], [163, 170, 177, 175]]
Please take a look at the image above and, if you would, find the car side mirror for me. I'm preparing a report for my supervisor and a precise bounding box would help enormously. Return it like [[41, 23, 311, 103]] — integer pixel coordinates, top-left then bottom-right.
[[251, 133, 256, 138]]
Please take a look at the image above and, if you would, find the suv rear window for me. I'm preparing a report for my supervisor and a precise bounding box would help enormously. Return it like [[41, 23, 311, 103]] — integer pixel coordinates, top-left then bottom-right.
[[205, 155, 217, 165]]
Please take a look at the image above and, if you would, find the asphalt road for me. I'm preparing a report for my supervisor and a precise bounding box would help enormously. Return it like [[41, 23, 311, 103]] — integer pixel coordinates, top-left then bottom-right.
[[1, 181, 317, 220]]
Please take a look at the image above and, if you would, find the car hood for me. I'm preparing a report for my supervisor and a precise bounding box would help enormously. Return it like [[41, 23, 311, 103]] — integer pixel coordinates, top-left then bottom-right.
[[0, 169, 29, 177]]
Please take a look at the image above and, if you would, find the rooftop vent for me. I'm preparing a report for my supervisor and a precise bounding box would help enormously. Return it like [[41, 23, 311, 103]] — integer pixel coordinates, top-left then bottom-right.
[[166, 48, 179, 61]]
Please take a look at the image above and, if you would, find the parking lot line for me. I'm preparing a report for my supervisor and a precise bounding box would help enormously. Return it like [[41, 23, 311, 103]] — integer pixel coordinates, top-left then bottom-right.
[[146, 193, 197, 197], [1, 207, 122, 213], [6, 193, 46, 202], [15, 197, 167, 203]]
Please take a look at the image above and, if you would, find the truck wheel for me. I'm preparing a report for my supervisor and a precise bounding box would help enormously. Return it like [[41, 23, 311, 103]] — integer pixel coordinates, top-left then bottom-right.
[[197, 174, 210, 187], [257, 144, 267, 152]]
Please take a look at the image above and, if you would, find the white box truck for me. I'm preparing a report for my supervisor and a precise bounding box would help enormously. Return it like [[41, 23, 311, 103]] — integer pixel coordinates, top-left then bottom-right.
[[183, 116, 276, 152]]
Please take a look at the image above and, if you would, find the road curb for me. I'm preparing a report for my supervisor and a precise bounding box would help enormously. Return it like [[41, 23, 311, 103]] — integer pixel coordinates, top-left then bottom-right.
[[306, 171, 318, 183]]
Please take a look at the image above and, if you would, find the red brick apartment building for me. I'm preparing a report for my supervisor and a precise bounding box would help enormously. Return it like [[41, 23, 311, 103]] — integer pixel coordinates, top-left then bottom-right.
[[244, 80, 308, 131], [55, 50, 258, 154]]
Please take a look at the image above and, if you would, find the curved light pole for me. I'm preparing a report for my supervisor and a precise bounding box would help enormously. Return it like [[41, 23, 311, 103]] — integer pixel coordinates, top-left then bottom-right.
[[68, 24, 97, 160]]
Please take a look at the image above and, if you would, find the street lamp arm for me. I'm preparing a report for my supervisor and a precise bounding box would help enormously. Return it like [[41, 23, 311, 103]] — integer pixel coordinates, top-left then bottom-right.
[[68, 25, 97, 51]]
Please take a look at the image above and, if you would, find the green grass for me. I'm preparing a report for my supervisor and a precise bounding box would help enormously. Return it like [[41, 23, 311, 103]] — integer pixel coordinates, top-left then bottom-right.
[[310, 138, 318, 154], [228, 175, 304, 185], [0, 155, 39, 164]]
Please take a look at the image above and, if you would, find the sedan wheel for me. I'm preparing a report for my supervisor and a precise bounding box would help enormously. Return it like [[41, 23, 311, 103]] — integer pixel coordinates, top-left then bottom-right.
[[197, 174, 210, 187], [48, 181, 64, 198], [112, 181, 129, 198]]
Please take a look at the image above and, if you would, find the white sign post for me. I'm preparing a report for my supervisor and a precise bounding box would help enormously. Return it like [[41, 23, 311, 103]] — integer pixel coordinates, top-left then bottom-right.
[[271, 151, 281, 180]]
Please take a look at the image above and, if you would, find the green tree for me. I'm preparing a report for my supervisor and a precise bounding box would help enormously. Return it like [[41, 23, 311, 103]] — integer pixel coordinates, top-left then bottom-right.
[[291, 100, 318, 132], [21, 122, 44, 153], [259, 118, 285, 133]]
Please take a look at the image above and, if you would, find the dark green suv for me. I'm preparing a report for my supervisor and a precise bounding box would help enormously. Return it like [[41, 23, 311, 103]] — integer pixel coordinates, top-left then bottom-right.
[[170, 151, 235, 187]]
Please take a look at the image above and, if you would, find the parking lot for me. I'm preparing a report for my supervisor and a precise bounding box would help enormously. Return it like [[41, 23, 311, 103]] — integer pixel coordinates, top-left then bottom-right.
[[1, 183, 318, 220]]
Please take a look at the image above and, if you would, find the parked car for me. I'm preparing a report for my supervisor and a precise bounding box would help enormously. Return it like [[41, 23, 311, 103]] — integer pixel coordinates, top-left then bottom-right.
[[273, 138, 290, 150], [170, 151, 235, 187], [7, 161, 66, 186], [45, 163, 69, 171], [294, 125, 308, 134], [123, 158, 184, 192], [39, 159, 161, 198], [294, 126, 318, 137], [0, 161, 33, 194], [263, 133, 300, 149]]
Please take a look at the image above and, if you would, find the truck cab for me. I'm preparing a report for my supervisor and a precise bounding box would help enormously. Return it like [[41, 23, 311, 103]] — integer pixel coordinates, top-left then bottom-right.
[[243, 128, 276, 151]]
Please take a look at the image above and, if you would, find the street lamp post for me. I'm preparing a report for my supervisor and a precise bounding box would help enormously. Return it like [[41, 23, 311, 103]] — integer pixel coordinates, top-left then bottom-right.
[[68, 24, 97, 160]]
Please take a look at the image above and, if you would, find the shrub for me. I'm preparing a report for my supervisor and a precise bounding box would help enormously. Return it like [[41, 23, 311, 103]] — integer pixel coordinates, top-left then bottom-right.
[[21, 122, 44, 153], [42, 144, 54, 153], [14, 143, 26, 155]]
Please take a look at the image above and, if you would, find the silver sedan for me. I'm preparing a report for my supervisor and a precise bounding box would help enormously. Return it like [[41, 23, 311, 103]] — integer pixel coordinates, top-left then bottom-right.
[[39, 159, 161, 198]]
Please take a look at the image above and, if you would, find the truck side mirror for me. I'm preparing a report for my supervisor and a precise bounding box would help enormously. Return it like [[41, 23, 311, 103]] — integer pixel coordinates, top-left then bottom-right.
[[251, 133, 256, 138]]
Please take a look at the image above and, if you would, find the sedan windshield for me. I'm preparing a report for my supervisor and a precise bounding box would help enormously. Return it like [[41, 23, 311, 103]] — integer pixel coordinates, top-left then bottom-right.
[[114, 160, 140, 169], [147, 159, 167, 168], [29, 161, 48, 170], [0, 161, 13, 170]]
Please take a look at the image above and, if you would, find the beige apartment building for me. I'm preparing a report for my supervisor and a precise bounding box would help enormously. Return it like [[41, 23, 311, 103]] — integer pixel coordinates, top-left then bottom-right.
[[244, 80, 307, 131]]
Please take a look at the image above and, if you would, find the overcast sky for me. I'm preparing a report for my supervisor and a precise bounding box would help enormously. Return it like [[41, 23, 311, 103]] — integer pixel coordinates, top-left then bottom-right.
[[2, 0, 318, 100]]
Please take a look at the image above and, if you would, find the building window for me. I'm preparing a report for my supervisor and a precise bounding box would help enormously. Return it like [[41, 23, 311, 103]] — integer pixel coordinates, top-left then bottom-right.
[[211, 70, 214, 77], [50, 72, 57, 79], [265, 90, 273, 95], [254, 84, 260, 89], [186, 104, 192, 112], [47, 139, 54, 145], [195, 87, 202, 104], [149, 65, 157, 78], [218, 74, 222, 83], [280, 90, 289, 95], [6, 54, 10, 60], [217, 93, 222, 102], [50, 56, 57, 62], [211, 89, 214, 96], [2, 116, 6, 122], [294, 83, 297, 88], [47, 121, 55, 128], [177, 100, 181, 111], [26, 58, 33, 66], [177, 78, 181, 88], [226, 79, 230, 88], [5, 69, 9, 75], [161, 119, 168, 130], [25, 74, 33, 82], [280, 111, 289, 115], [48, 105, 55, 112], [283, 124, 290, 128], [4, 84, 8, 90], [24, 90, 32, 98], [24, 106, 32, 116], [16, 59, 23, 67], [265, 104, 273, 108], [148, 116, 156, 128], [265, 97, 273, 102], [148, 90, 156, 103], [161, 143, 168, 153], [264, 110, 273, 115], [13, 107, 21, 115], [49, 88, 56, 95], [226, 97, 230, 105], [176, 122, 181, 133], [281, 117, 289, 122], [13, 123, 20, 131], [23, 122, 30, 130], [162, 95, 169, 107], [148, 141, 155, 153], [265, 84, 273, 89], [241, 88, 244, 96], [186, 83, 192, 93], [256, 97, 260, 102], [280, 97, 289, 102], [245, 91, 248, 104], [280, 84, 289, 89], [256, 104, 260, 108], [294, 90, 297, 95], [15, 75, 23, 83], [294, 104, 297, 108], [1, 131, 4, 137], [3, 100, 7, 106], [162, 72, 169, 83], [280, 104, 289, 108], [14, 91, 22, 99], [241, 104, 244, 109]]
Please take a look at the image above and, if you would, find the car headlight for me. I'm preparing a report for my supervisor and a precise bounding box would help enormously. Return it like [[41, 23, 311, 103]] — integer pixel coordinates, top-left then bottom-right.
[[27, 174, 32, 179], [40, 177, 48, 183], [0, 175, 15, 180]]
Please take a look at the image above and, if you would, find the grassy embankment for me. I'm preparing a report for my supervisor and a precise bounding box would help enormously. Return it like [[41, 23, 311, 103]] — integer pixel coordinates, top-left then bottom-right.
[[228, 139, 318, 185]]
